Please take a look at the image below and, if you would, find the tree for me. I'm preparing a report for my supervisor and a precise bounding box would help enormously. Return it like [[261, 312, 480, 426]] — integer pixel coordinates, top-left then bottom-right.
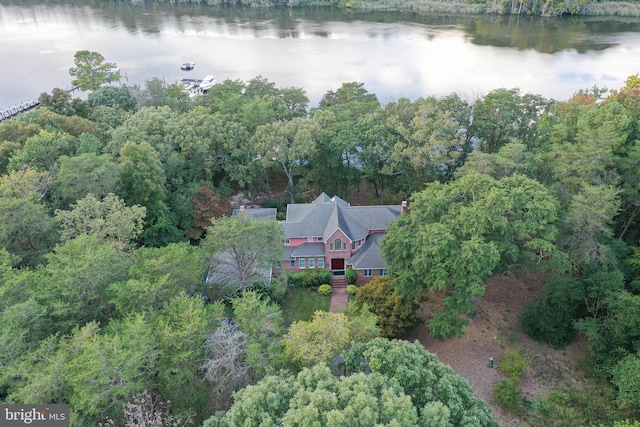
[[382, 173, 563, 339], [0, 195, 58, 266], [34, 235, 130, 332], [189, 186, 232, 240], [201, 216, 284, 292], [205, 365, 420, 427], [54, 153, 120, 207], [284, 311, 352, 367], [65, 317, 158, 426], [201, 320, 253, 411], [8, 127, 74, 172], [89, 86, 137, 112], [69, 50, 120, 91], [231, 291, 286, 376], [311, 82, 380, 197], [469, 88, 553, 153], [384, 96, 471, 188], [354, 276, 419, 337], [612, 352, 640, 413], [152, 294, 224, 421], [117, 141, 166, 207], [253, 118, 318, 203], [341, 339, 497, 427], [55, 193, 146, 250]]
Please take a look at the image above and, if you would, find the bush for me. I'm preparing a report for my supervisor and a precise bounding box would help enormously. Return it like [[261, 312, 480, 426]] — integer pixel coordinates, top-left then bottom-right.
[[246, 277, 287, 303], [318, 284, 332, 296], [493, 380, 525, 415], [286, 272, 306, 288], [346, 285, 357, 295], [521, 274, 581, 349], [355, 277, 419, 338], [301, 269, 331, 288], [500, 346, 532, 383], [346, 269, 357, 285]]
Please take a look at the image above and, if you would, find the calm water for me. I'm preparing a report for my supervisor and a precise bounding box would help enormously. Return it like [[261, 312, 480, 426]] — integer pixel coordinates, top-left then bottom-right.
[[2, 1, 640, 108]]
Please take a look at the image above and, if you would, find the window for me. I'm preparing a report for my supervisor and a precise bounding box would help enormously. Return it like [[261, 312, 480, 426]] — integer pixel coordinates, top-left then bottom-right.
[[318, 258, 325, 268], [284, 238, 290, 244], [318, 237, 323, 242], [335, 239, 342, 251], [351, 241, 356, 250], [330, 243, 334, 251], [308, 258, 315, 269], [276, 261, 282, 269], [290, 260, 295, 268], [299, 258, 306, 269], [307, 237, 313, 242], [364, 269, 373, 277], [379, 269, 387, 276]]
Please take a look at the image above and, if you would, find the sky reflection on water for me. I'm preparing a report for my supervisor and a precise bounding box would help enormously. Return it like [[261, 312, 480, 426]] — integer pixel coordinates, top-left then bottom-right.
[[1, 3, 640, 108]]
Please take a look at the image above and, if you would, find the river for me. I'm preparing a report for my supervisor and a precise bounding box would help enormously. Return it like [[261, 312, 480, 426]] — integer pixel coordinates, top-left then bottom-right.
[[1, 1, 640, 109]]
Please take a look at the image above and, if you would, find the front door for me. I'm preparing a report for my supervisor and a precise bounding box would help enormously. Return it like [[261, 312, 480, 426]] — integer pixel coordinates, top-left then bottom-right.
[[331, 258, 345, 275]]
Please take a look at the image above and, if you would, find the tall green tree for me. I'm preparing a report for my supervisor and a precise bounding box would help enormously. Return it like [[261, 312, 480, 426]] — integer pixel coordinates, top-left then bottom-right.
[[201, 216, 284, 293], [231, 291, 286, 376], [117, 141, 166, 207], [69, 50, 120, 92], [34, 235, 130, 332], [469, 88, 553, 153], [54, 153, 120, 208], [342, 339, 497, 426], [55, 193, 146, 250], [205, 365, 420, 427], [253, 118, 318, 203], [382, 173, 563, 338]]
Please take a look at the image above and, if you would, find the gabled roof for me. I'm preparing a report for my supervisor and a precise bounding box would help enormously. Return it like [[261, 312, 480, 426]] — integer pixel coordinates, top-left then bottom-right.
[[284, 192, 401, 241], [347, 233, 387, 269]]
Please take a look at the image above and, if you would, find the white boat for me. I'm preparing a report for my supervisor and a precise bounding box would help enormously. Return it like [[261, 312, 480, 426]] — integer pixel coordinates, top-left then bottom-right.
[[199, 75, 218, 92], [103, 62, 120, 75], [181, 62, 196, 71]]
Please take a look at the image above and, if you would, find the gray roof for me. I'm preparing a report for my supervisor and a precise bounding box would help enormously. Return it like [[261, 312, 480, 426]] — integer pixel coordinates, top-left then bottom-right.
[[347, 233, 388, 270], [290, 242, 325, 257], [232, 207, 277, 219], [284, 192, 401, 242]]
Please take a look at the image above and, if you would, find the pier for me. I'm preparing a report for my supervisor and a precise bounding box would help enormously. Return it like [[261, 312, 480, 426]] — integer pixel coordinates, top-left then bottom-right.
[[0, 99, 40, 122]]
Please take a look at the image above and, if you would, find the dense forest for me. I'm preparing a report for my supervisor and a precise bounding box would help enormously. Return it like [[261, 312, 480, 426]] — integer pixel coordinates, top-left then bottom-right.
[[1, 50, 640, 426]]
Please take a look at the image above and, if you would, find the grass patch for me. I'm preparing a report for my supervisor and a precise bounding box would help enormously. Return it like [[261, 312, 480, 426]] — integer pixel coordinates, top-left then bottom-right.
[[281, 286, 331, 323]]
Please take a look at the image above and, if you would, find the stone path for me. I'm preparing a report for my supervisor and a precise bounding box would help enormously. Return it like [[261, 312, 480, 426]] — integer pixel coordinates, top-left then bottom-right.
[[329, 286, 348, 312]]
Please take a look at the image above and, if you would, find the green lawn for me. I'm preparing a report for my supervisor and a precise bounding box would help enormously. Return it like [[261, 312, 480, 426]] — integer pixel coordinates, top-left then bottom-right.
[[280, 286, 331, 323]]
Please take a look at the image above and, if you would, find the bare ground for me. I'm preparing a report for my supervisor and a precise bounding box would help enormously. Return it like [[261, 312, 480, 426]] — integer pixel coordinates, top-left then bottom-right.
[[402, 270, 592, 426]]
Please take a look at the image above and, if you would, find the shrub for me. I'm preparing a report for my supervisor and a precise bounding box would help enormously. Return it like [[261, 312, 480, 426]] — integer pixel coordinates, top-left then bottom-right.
[[521, 274, 581, 349], [286, 272, 306, 288], [500, 346, 532, 383], [247, 277, 287, 303], [301, 269, 331, 288], [318, 284, 332, 296], [346, 269, 357, 285], [346, 285, 357, 295], [355, 277, 419, 338], [493, 379, 525, 415]]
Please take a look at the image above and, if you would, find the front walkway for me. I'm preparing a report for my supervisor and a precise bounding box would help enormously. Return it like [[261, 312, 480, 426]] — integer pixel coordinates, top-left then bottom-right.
[[329, 286, 348, 312]]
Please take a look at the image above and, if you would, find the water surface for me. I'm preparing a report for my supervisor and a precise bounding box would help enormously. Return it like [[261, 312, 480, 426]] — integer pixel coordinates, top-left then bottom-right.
[[1, 2, 640, 108]]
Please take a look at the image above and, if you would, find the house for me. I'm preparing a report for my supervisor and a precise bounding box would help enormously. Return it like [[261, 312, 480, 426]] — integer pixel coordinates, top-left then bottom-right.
[[275, 193, 406, 286]]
